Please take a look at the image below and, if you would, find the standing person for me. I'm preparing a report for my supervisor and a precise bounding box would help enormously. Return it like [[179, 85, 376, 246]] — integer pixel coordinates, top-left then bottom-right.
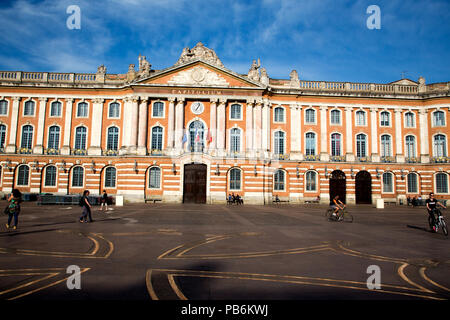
[[5, 189, 22, 230], [79, 190, 93, 223], [100, 190, 108, 212], [426, 192, 446, 232]]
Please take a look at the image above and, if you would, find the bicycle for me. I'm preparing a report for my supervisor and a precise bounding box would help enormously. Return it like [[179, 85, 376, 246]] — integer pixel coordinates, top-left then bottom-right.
[[325, 207, 353, 223], [428, 208, 448, 236]]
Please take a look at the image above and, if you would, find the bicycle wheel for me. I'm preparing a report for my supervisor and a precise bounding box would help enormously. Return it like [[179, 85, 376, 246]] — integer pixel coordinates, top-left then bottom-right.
[[342, 210, 353, 223], [325, 209, 336, 221], [442, 219, 448, 236]]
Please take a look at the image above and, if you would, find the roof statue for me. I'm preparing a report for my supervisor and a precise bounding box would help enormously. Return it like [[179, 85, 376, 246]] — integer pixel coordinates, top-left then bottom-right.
[[175, 42, 225, 68], [247, 59, 261, 82], [289, 70, 300, 87], [138, 54, 151, 77]]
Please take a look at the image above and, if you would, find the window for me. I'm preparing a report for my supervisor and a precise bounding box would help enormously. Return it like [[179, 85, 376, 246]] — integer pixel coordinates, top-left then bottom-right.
[[274, 107, 284, 122], [274, 131, 285, 155], [433, 111, 445, 127], [0, 124, 6, 149], [331, 133, 342, 156], [330, 110, 340, 124], [189, 121, 204, 152], [151, 126, 163, 151], [108, 102, 120, 118], [50, 101, 62, 117], [356, 134, 367, 158], [0, 100, 8, 115], [17, 165, 29, 186], [107, 126, 119, 151], [24, 100, 35, 116], [104, 167, 116, 188], [305, 109, 315, 123], [230, 128, 241, 153], [305, 132, 316, 155], [407, 173, 418, 193], [380, 111, 390, 126], [72, 166, 84, 187], [230, 104, 241, 120], [436, 173, 448, 194], [405, 112, 415, 128], [305, 171, 316, 191], [382, 172, 393, 193], [229, 168, 241, 190], [152, 102, 164, 118], [149, 167, 161, 189], [48, 126, 60, 150], [405, 135, 416, 158], [380, 135, 391, 157], [355, 110, 366, 126], [21, 125, 33, 149], [77, 102, 88, 117], [44, 165, 57, 187], [433, 134, 447, 157], [274, 170, 285, 191], [74, 126, 87, 150]]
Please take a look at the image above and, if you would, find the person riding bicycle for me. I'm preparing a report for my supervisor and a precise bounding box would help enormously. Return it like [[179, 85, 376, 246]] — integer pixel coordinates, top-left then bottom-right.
[[330, 195, 346, 220], [426, 192, 446, 232]]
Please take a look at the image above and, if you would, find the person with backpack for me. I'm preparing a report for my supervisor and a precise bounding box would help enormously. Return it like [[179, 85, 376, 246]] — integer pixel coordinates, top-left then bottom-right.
[[79, 190, 93, 223], [6, 189, 22, 230]]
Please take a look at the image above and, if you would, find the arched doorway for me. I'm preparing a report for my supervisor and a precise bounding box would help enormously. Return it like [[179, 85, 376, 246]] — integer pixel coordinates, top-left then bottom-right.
[[329, 170, 346, 203], [355, 170, 372, 204], [183, 163, 207, 203]]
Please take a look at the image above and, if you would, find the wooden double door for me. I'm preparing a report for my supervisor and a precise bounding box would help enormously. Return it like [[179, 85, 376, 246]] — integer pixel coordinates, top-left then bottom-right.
[[183, 164, 207, 203]]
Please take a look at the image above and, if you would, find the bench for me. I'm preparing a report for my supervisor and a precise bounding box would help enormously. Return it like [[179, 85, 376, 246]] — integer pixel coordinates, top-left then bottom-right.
[[227, 198, 243, 205], [145, 198, 162, 204], [304, 200, 320, 204], [273, 197, 289, 204]]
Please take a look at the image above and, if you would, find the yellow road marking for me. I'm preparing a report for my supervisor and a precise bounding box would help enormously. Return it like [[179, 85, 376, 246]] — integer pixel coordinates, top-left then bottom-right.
[[420, 267, 450, 292]]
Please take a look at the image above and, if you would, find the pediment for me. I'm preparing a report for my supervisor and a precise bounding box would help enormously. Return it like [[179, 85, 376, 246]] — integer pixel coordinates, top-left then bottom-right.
[[389, 79, 418, 86]]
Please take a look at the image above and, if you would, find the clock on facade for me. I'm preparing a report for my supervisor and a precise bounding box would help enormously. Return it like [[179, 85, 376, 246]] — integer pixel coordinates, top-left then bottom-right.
[[191, 101, 205, 115]]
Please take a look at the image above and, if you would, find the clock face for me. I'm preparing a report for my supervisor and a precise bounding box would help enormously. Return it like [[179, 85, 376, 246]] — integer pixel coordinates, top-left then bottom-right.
[[191, 102, 204, 115]]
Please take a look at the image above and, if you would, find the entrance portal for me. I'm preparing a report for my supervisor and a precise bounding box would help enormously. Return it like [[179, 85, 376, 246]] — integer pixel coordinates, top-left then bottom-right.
[[329, 170, 346, 203], [183, 163, 207, 203], [355, 170, 372, 204]]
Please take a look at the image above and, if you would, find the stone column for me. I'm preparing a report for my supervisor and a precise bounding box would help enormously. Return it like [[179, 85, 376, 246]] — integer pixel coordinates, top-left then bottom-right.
[[61, 98, 74, 155], [246, 100, 254, 156], [137, 97, 148, 155], [174, 97, 185, 152], [319, 106, 329, 161], [370, 108, 379, 162], [253, 99, 262, 155], [88, 98, 104, 156], [167, 97, 176, 150], [345, 106, 355, 161], [120, 96, 133, 155], [216, 98, 226, 156], [290, 104, 302, 160], [6, 96, 20, 153], [33, 97, 47, 154], [209, 98, 218, 154], [129, 96, 139, 153], [262, 99, 271, 157], [394, 109, 404, 163], [419, 109, 430, 163]]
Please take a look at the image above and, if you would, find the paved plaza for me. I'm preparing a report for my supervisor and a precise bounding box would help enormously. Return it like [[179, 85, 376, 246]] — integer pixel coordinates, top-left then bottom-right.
[[0, 201, 449, 301]]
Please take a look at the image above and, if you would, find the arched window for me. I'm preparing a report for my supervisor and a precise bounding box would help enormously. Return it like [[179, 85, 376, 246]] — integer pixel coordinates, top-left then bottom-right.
[[305, 171, 317, 191], [356, 134, 367, 158], [107, 126, 119, 151], [149, 167, 161, 189], [355, 110, 366, 126], [104, 167, 116, 188], [330, 110, 340, 124], [433, 111, 445, 127], [230, 128, 241, 153], [152, 102, 164, 117], [382, 172, 393, 193], [380, 111, 390, 126], [189, 121, 204, 152], [24, 100, 35, 116], [21, 125, 33, 149], [274, 107, 284, 122], [407, 173, 418, 193], [305, 132, 316, 156], [0, 99, 8, 115], [405, 112, 415, 127], [48, 126, 60, 150], [77, 102, 88, 117], [436, 172, 448, 194], [108, 102, 120, 118], [17, 165, 29, 186], [44, 165, 57, 187], [331, 133, 342, 156], [405, 135, 416, 158], [230, 104, 241, 120], [0, 124, 6, 149], [72, 166, 84, 187], [151, 126, 163, 151], [274, 169, 285, 191], [305, 109, 315, 123], [433, 134, 447, 157], [274, 131, 285, 155], [50, 101, 62, 117], [229, 168, 241, 190], [75, 126, 87, 150], [380, 135, 391, 157]]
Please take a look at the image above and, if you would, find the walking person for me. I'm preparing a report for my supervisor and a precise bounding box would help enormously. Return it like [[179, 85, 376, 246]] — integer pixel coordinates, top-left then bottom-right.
[[5, 189, 22, 230], [99, 190, 108, 212], [79, 190, 93, 223]]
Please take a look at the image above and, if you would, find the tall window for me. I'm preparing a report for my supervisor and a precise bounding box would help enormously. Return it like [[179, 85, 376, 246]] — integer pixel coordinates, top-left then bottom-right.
[[104, 167, 116, 188], [50, 101, 62, 117], [355, 110, 366, 126], [356, 134, 367, 158], [152, 102, 164, 117], [407, 173, 418, 193], [274, 107, 284, 122], [107, 127, 119, 151], [382, 172, 393, 193], [433, 134, 447, 157], [74, 126, 87, 150], [0, 124, 6, 149], [151, 126, 163, 151], [230, 104, 241, 120], [149, 167, 161, 189], [436, 173, 448, 194], [0, 100, 8, 115], [77, 102, 88, 117], [229, 168, 241, 190], [72, 166, 84, 187], [21, 125, 33, 149], [305, 132, 316, 155], [405, 135, 416, 158], [380, 111, 390, 126], [433, 111, 445, 127], [24, 100, 35, 116], [305, 171, 316, 191], [189, 121, 204, 152], [330, 110, 340, 124], [274, 131, 285, 155], [405, 112, 415, 128], [48, 126, 60, 150], [305, 109, 315, 123], [44, 165, 57, 187], [380, 135, 391, 157], [109, 102, 120, 118], [331, 133, 342, 156], [17, 165, 29, 186], [230, 128, 241, 153], [274, 170, 285, 191]]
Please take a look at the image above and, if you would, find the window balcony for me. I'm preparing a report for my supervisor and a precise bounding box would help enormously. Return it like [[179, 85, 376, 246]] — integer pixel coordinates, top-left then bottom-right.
[[103, 149, 119, 156], [405, 157, 420, 163], [431, 156, 450, 163], [149, 149, 164, 156], [19, 147, 32, 154], [330, 155, 345, 162], [304, 154, 320, 161], [45, 148, 60, 155], [380, 156, 396, 163], [272, 153, 290, 160], [72, 149, 87, 156], [356, 156, 370, 162], [229, 151, 244, 158]]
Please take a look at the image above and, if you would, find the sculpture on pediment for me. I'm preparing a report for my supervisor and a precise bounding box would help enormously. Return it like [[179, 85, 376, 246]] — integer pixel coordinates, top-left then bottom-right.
[[96, 64, 106, 75], [126, 64, 137, 82], [175, 42, 225, 68], [247, 59, 261, 82], [289, 70, 300, 87], [260, 67, 269, 86], [418, 76, 426, 93], [138, 54, 151, 77]]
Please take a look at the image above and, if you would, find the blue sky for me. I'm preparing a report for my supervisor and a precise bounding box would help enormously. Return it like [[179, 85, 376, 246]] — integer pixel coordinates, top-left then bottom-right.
[[0, 0, 449, 84]]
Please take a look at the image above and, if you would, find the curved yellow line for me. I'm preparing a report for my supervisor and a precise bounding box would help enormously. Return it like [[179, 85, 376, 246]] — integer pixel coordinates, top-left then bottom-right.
[[145, 270, 159, 300], [420, 267, 450, 292], [398, 263, 434, 294], [168, 275, 188, 300]]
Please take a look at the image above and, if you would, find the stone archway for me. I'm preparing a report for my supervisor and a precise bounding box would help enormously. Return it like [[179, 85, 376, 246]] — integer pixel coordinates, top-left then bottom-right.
[[329, 170, 346, 204], [183, 163, 207, 203], [355, 170, 372, 204]]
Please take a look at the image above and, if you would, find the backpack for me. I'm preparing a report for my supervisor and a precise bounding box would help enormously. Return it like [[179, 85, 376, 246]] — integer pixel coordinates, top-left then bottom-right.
[[8, 200, 17, 213], [78, 196, 84, 207]]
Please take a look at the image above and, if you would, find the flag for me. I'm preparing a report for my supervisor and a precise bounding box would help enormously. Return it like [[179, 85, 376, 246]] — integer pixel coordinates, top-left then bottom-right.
[[206, 128, 212, 144], [182, 129, 187, 146], [195, 128, 200, 142]]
